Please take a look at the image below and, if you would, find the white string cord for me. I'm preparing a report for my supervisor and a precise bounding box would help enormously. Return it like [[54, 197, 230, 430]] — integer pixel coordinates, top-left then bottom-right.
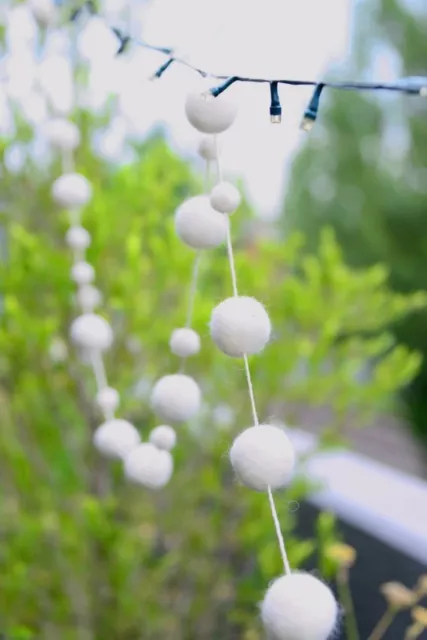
[[179, 157, 213, 371], [267, 485, 292, 575], [89, 348, 108, 392], [243, 355, 258, 427], [225, 220, 239, 298], [184, 156, 213, 330], [180, 252, 201, 373], [60, 145, 115, 421], [185, 252, 201, 328], [214, 142, 291, 576]]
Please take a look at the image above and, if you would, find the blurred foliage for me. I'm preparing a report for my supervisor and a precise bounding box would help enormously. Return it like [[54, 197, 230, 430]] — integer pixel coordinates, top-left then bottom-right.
[[0, 8, 426, 635], [0, 118, 425, 638], [284, 0, 427, 449]]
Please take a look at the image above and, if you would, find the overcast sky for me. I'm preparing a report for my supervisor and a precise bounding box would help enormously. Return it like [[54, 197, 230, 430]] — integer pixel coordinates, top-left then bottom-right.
[[2, 0, 355, 218]]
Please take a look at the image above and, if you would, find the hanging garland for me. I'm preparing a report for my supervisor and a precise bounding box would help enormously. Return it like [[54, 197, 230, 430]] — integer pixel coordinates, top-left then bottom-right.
[[29, 1, 344, 638], [38, 14, 193, 492], [182, 92, 339, 639]]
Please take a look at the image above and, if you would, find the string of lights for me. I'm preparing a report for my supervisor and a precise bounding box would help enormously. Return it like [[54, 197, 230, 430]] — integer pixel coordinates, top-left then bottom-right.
[[67, 0, 427, 129]]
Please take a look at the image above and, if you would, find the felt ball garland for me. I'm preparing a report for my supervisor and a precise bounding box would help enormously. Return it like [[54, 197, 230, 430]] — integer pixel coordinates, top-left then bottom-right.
[[42, 94, 176, 491], [30, 7, 342, 635], [46, 106, 218, 491], [48, 121, 182, 487], [148, 138, 219, 429], [183, 91, 339, 638], [47, 116, 142, 462]]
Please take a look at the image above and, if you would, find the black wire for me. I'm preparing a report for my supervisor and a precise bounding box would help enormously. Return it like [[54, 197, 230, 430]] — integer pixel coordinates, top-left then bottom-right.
[[67, 1, 427, 99]]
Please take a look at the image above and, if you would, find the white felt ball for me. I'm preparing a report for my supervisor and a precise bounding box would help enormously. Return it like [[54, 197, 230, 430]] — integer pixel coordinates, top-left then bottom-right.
[[210, 182, 241, 214], [124, 443, 173, 489], [96, 387, 120, 415], [149, 425, 177, 451], [185, 93, 238, 134], [198, 136, 217, 161], [150, 374, 201, 423], [210, 296, 271, 357], [93, 419, 140, 459], [71, 261, 95, 285], [170, 328, 201, 358], [175, 195, 227, 250], [45, 118, 80, 151], [65, 226, 91, 251], [70, 313, 113, 351], [52, 173, 92, 208], [76, 285, 102, 312], [230, 424, 295, 491], [261, 572, 338, 640], [28, 0, 57, 27]]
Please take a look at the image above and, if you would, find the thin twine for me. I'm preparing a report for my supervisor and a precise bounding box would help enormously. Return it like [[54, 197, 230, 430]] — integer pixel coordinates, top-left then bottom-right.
[[89, 348, 108, 391], [185, 155, 213, 329], [88, 349, 115, 420], [179, 156, 211, 371], [214, 141, 291, 576], [268, 485, 291, 575], [185, 253, 201, 328], [183, 155, 212, 330], [62, 157, 113, 421], [57, 14, 114, 433], [180, 253, 201, 373]]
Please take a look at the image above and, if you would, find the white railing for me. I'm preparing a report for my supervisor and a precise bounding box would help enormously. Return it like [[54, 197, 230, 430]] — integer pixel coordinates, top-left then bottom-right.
[[289, 429, 427, 564]]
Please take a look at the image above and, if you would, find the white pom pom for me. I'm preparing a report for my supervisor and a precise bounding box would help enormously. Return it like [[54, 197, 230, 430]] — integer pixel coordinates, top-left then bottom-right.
[[93, 419, 140, 459], [96, 387, 120, 415], [149, 425, 177, 451], [124, 443, 173, 489], [66, 226, 91, 251], [52, 173, 92, 208], [45, 118, 80, 151], [185, 93, 238, 134], [170, 328, 201, 358], [261, 573, 338, 640], [210, 296, 271, 357], [28, 0, 57, 27], [150, 374, 201, 423], [210, 182, 241, 214], [175, 195, 227, 250], [198, 136, 217, 161], [71, 261, 95, 285], [76, 285, 102, 312], [230, 424, 295, 491], [70, 313, 113, 351]]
